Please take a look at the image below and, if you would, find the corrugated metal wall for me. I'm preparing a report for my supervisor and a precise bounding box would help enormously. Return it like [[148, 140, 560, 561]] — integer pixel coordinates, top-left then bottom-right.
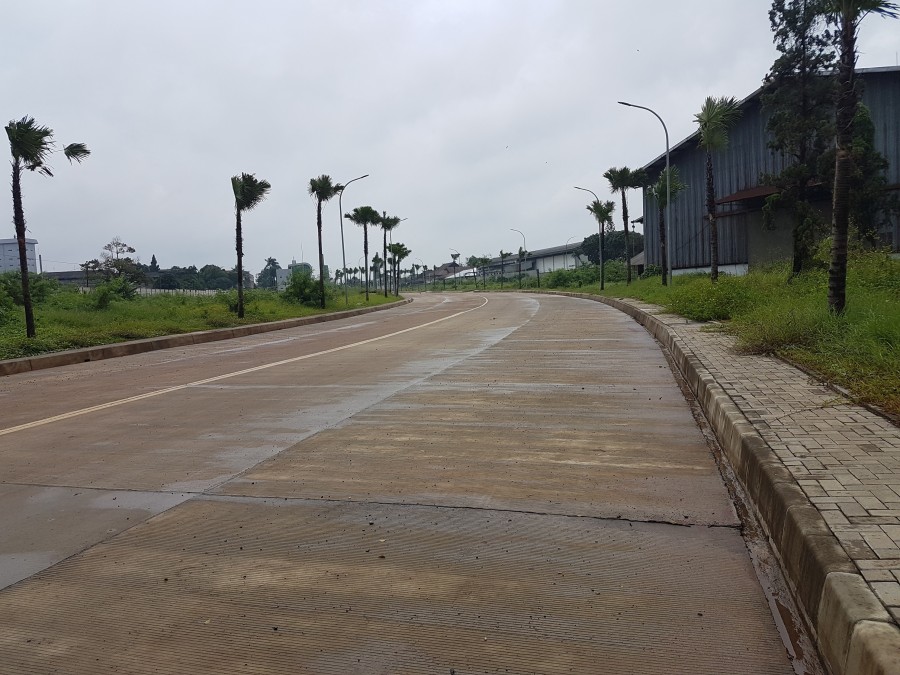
[[642, 68, 900, 271]]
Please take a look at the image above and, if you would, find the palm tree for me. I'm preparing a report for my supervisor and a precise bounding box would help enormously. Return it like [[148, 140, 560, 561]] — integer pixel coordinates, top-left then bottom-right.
[[586, 199, 616, 290], [6, 116, 89, 337], [345, 205, 380, 301], [499, 250, 512, 289], [823, 0, 898, 313], [694, 97, 742, 282], [379, 212, 402, 297], [257, 256, 280, 289], [388, 242, 411, 295], [308, 175, 343, 308], [604, 167, 647, 284], [647, 167, 686, 285], [475, 255, 492, 289], [371, 252, 383, 291], [231, 172, 271, 318]]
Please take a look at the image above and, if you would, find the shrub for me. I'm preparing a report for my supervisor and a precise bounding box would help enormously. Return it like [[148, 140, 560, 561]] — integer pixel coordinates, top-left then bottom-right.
[[89, 277, 137, 309], [282, 269, 328, 306], [543, 269, 577, 288], [604, 260, 627, 283], [0, 285, 14, 323], [640, 264, 662, 279], [0, 271, 59, 305], [664, 274, 755, 322], [217, 290, 241, 313], [90, 285, 114, 310]]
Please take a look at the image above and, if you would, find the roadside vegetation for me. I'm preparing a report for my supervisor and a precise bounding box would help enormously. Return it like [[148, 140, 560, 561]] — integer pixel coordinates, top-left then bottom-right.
[[0, 271, 396, 361], [594, 249, 899, 417]]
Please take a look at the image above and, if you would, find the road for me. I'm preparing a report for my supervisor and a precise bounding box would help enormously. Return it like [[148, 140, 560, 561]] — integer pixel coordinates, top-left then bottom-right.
[[0, 293, 800, 673]]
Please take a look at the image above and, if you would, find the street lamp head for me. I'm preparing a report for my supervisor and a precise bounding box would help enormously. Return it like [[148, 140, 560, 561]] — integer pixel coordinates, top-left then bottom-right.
[[618, 101, 634, 107]]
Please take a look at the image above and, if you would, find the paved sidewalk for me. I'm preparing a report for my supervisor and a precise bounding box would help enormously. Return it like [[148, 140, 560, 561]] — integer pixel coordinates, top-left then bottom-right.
[[681, 315, 900, 617], [593, 295, 900, 675]]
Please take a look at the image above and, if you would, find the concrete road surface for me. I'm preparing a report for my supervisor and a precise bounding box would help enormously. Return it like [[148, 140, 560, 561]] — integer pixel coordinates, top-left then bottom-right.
[[0, 293, 802, 673]]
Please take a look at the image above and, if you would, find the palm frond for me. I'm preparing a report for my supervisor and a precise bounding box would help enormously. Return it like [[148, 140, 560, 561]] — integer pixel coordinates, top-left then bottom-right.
[[308, 174, 339, 202], [694, 96, 742, 150], [586, 198, 616, 224], [380, 213, 402, 231], [6, 116, 54, 166], [823, 0, 899, 20], [650, 166, 687, 206], [63, 142, 90, 163], [603, 167, 630, 192], [232, 172, 271, 211]]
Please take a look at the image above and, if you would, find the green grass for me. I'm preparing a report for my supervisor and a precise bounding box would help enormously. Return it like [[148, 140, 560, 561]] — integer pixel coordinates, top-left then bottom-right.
[[0, 287, 398, 360], [591, 252, 900, 418]]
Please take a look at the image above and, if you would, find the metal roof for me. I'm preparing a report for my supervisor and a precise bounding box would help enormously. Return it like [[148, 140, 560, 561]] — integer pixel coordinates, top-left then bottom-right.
[[639, 65, 900, 174]]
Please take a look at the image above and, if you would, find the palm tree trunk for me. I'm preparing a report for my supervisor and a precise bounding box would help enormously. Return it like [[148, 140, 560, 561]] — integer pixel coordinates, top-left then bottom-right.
[[621, 191, 631, 285], [658, 204, 668, 286], [363, 226, 369, 301], [235, 206, 244, 318], [11, 159, 36, 338], [383, 232, 388, 298], [706, 151, 719, 282], [500, 259, 504, 289], [316, 200, 326, 309], [828, 9, 857, 314], [599, 220, 605, 291]]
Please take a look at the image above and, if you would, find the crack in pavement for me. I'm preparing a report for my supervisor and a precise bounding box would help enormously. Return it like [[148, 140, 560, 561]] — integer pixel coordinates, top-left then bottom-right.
[[199, 492, 742, 530]]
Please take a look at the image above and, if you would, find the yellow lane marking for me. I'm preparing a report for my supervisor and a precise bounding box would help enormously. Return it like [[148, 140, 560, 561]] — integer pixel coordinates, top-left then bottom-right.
[[1, 297, 489, 436]]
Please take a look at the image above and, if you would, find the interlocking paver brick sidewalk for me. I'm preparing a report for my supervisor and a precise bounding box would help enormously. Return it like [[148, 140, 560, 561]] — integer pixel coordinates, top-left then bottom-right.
[[683, 321, 900, 620], [618, 298, 900, 624]]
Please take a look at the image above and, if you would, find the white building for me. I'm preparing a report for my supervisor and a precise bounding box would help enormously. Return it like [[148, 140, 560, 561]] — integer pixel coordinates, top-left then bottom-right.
[[0, 238, 37, 274], [477, 244, 585, 278]]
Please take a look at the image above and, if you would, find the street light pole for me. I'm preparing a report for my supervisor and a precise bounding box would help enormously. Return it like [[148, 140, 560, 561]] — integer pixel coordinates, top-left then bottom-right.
[[618, 101, 671, 286], [573, 186, 605, 290], [337, 174, 369, 305], [510, 228, 526, 289]]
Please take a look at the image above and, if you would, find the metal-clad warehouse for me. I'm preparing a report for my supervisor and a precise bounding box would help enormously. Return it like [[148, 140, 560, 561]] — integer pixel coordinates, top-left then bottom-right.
[[640, 66, 900, 275]]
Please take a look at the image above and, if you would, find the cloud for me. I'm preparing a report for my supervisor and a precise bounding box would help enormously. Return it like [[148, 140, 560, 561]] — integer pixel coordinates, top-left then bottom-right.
[[2, 1, 896, 273]]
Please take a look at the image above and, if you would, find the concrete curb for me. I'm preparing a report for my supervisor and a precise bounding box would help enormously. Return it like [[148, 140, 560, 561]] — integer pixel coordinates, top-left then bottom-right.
[[0, 299, 412, 377], [538, 290, 900, 675]]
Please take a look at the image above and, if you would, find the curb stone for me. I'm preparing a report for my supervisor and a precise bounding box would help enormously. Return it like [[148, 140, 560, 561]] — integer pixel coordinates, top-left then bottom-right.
[[537, 290, 900, 675], [0, 298, 412, 377]]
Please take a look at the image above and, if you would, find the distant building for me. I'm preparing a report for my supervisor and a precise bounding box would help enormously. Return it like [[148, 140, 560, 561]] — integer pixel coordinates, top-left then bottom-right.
[[442, 242, 587, 279], [276, 261, 314, 290], [0, 238, 37, 274]]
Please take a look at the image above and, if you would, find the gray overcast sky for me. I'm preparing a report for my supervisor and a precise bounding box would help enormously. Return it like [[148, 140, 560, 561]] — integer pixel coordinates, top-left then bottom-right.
[[4, 1, 897, 275]]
